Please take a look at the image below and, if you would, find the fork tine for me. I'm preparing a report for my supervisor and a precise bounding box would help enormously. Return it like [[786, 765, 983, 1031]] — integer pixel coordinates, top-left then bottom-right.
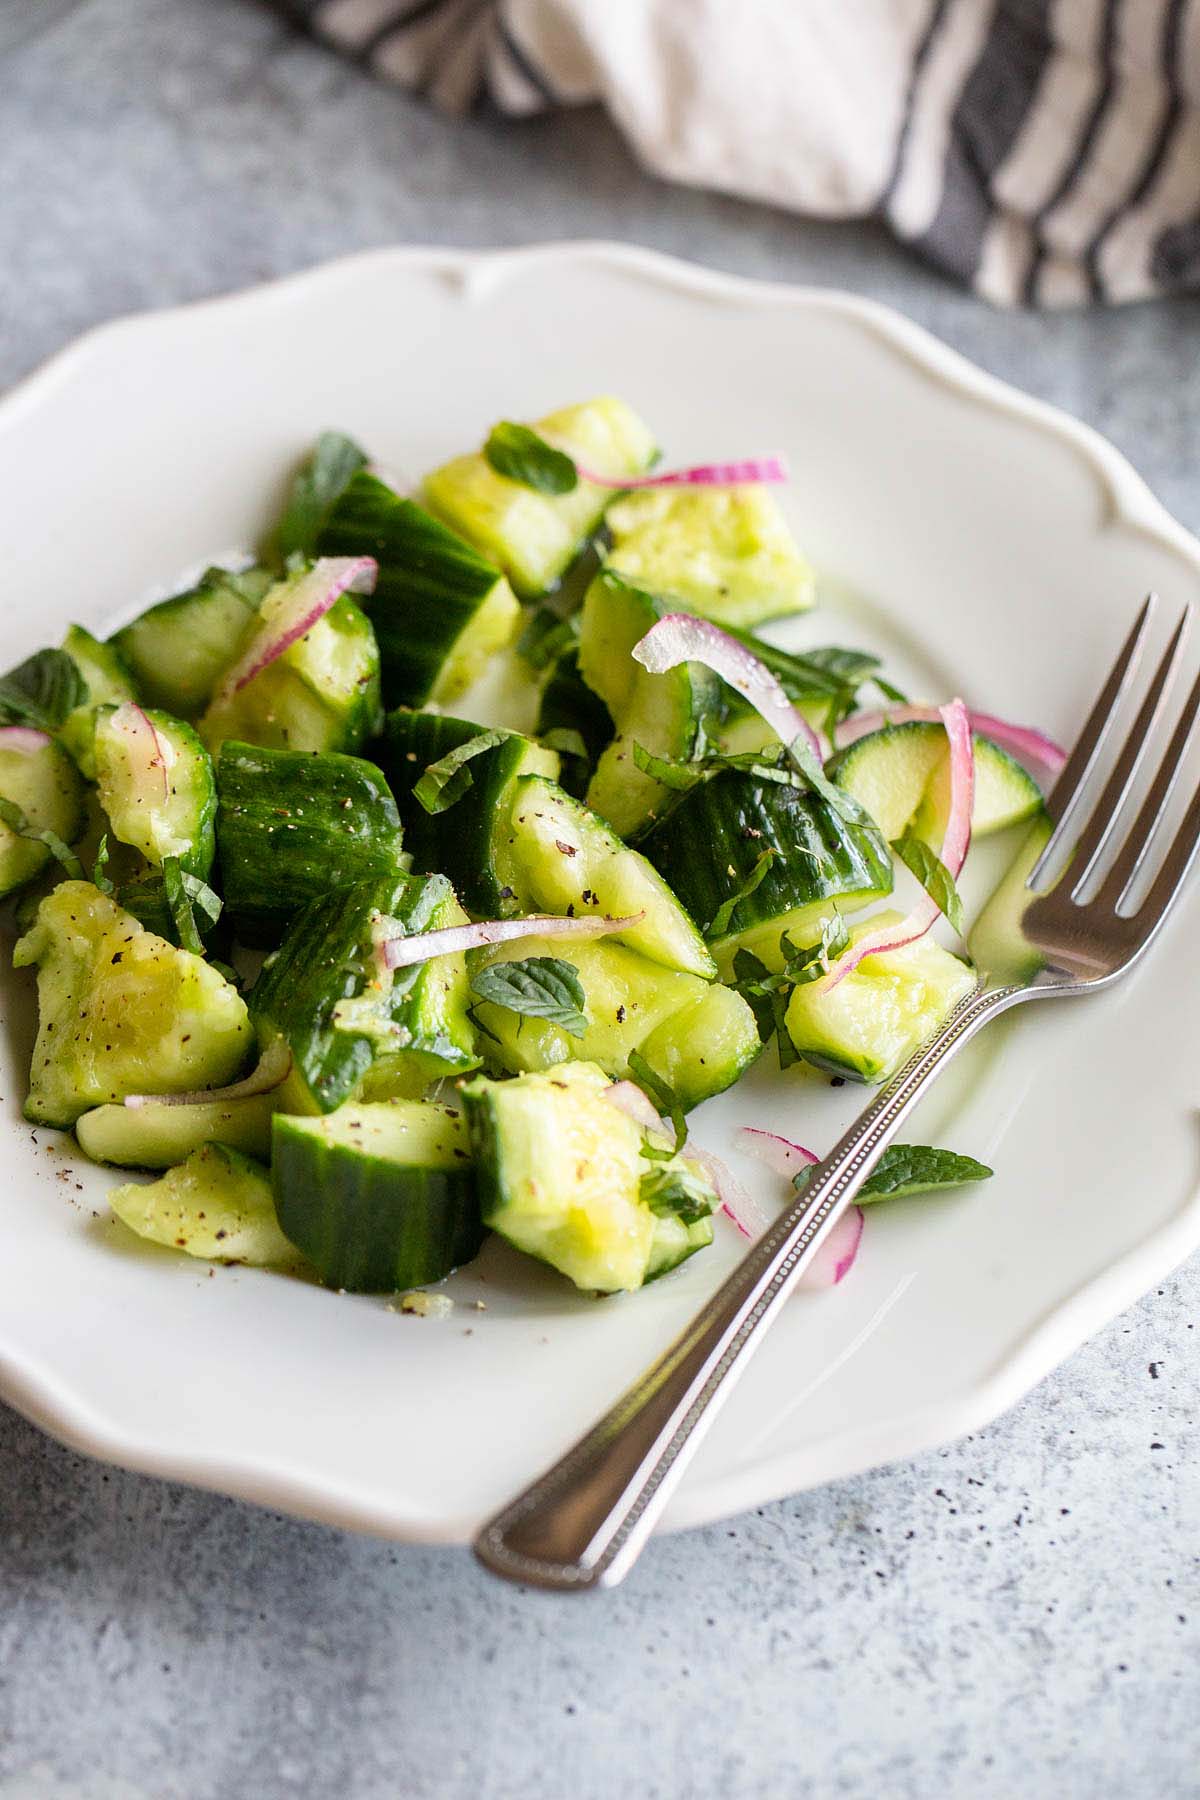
[[1128, 771, 1200, 948], [1068, 605, 1193, 898], [1096, 657, 1200, 911], [1030, 593, 1158, 887]]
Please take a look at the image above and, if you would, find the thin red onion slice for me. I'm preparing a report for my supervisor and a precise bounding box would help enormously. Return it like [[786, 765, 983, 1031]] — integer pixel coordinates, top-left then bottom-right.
[[833, 704, 1065, 782], [213, 556, 377, 704], [821, 698, 975, 991], [734, 1126, 818, 1178], [574, 455, 788, 491], [632, 612, 823, 760], [602, 1080, 664, 1134], [800, 1206, 864, 1289], [601, 1082, 771, 1239], [124, 1039, 292, 1110], [0, 726, 53, 755], [380, 910, 643, 972]]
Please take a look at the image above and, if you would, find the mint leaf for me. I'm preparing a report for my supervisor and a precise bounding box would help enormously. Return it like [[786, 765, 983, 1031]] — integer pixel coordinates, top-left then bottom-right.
[[275, 431, 368, 560], [413, 729, 507, 815], [627, 1050, 687, 1154], [517, 605, 579, 671], [92, 833, 114, 895], [890, 828, 965, 935], [0, 797, 84, 878], [780, 912, 851, 989], [785, 734, 878, 830], [705, 847, 776, 940], [484, 422, 578, 495], [639, 1161, 714, 1226], [873, 676, 910, 705], [469, 956, 588, 1038], [0, 649, 87, 731], [856, 1144, 992, 1202]]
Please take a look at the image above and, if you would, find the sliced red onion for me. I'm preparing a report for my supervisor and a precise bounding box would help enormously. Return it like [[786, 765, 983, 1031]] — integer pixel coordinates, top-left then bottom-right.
[[799, 1205, 864, 1289], [380, 910, 643, 972], [822, 698, 975, 991], [213, 557, 377, 704], [124, 1039, 292, 1109], [602, 1080, 664, 1134], [574, 455, 788, 491], [734, 1126, 819, 1179], [632, 612, 822, 760], [107, 701, 169, 801], [0, 726, 52, 755], [834, 704, 1065, 782]]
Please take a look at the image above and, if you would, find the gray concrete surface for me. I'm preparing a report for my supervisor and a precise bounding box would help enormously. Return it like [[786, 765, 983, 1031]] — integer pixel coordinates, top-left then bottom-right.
[[1, 3, 1198, 1796]]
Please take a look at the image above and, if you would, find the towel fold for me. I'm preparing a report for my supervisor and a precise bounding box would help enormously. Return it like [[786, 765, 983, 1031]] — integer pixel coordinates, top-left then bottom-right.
[[286, 0, 1200, 306]]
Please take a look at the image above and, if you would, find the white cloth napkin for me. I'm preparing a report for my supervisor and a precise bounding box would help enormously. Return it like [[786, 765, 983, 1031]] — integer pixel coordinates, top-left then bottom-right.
[[294, 0, 1200, 306]]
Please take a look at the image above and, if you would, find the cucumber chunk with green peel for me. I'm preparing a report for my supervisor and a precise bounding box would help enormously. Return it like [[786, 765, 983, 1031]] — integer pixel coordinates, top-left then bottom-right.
[[94, 705, 216, 881], [830, 722, 1044, 844], [108, 1143, 295, 1267], [58, 626, 140, 777], [271, 1101, 482, 1291], [462, 1061, 717, 1294], [968, 810, 1052, 985], [111, 567, 273, 719], [76, 1087, 277, 1168], [379, 710, 558, 915], [250, 869, 478, 1115], [14, 881, 252, 1126], [469, 935, 758, 1109], [316, 471, 522, 709], [423, 397, 658, 600], [640, 768, 893, 973], [215, 739, 407, 943], [536, 643, 615, 796], [605, 486, 816, 629], [504, 775, 715, 978], [0, 735, 86, 896], [579, 570, 719, 839], [784, 912, 977, 1083], [198, 575, 381, 758], [644, 1209, 715, 1281]]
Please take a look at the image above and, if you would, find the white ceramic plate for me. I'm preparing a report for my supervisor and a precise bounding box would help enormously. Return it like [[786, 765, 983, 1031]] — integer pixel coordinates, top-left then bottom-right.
[[3, 243, 1199, 1544]]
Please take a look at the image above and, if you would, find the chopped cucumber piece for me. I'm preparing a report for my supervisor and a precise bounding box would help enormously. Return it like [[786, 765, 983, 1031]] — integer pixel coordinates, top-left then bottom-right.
[[59, 626, 139, 777], [111, 567, 273, 719], [605, 486, 815, 628], [502, 775, 715, 978], [423, 398, 658, 600], [14, 881, 252, 1126], [216, 739, 406, 943], [579, 570, 718, 839], [0, 735, 85, 896], [536, 643, 614, 796], [462, 1061, 717, 1293], [968, 811, 1052, 985], [784, 912, 977, 1083], [94, 705, 216, 880], [641, 768, 893, 973], [316, 471, 521, 708], [76, 1087, 277, 1168], [199, 574, 381, 758], [108, 1142, 294, 1267], [250, 869, 478, 1115], [272, 1101, 482, 1291], [380, 710, 558, 916], [469, 935, 759, 1109], [830, 722, 1044, 843]]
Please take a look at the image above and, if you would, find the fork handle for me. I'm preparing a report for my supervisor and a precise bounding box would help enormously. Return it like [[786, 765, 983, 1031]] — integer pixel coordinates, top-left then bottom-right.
[[473, 982, 1021, 1590]]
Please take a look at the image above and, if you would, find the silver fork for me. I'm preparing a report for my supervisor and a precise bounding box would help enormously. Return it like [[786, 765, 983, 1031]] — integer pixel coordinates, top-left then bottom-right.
[[474, 594, 1200, 1591]]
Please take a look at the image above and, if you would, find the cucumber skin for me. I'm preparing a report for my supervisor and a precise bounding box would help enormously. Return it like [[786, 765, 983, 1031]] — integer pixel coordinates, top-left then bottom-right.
[[216, 740, 406, 943], [112, 567, 272, 719], [640, 770, 893, 967], [535, 644, 614, 797], [272, 1113, 483, 1291], [379, 710, 556, 915], [316, 471, 515, 709], [250, 870, 477, 1114]]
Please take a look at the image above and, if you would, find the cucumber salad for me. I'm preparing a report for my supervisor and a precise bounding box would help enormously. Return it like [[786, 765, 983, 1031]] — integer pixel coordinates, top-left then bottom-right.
[[2, 397, 1068, 1302]]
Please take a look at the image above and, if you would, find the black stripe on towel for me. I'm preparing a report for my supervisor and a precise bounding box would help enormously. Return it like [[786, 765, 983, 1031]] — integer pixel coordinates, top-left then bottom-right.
[[360, 0, 463, 62], [913, 0, 1055, 287], [496, 16, 561, 106]]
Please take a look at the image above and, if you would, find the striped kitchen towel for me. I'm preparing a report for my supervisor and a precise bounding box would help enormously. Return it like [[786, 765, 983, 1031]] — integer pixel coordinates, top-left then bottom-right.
[[280, 0, 1200, 306]]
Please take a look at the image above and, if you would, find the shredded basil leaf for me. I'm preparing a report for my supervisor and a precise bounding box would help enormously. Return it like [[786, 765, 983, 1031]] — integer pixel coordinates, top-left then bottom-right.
[[484, 422, 578, 495], [275, 430, 368, 560], [469, 956, 588, 1038], [779, 912, 851, 988], [413, 730, 507, 815], [638, 1161, 714, 1225], [873, 676, 910, 706], [890, 828, 965, 935], [731, 945, 798, 1071], [516, 605, 579, 671], [92, 833, 114, 895], [627, 1050, 688, 1153], [0, 649, 88, 732], [632, 742, 707, 792], [705, 848, 777, 940], [162, 856, 222, 956], [0, 797, 84, 879], [794, 1143, 992, 1204]]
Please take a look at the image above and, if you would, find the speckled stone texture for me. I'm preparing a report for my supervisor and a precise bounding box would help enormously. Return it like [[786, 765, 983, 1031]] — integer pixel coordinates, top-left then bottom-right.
[[0, 4, 1198, 1797]]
